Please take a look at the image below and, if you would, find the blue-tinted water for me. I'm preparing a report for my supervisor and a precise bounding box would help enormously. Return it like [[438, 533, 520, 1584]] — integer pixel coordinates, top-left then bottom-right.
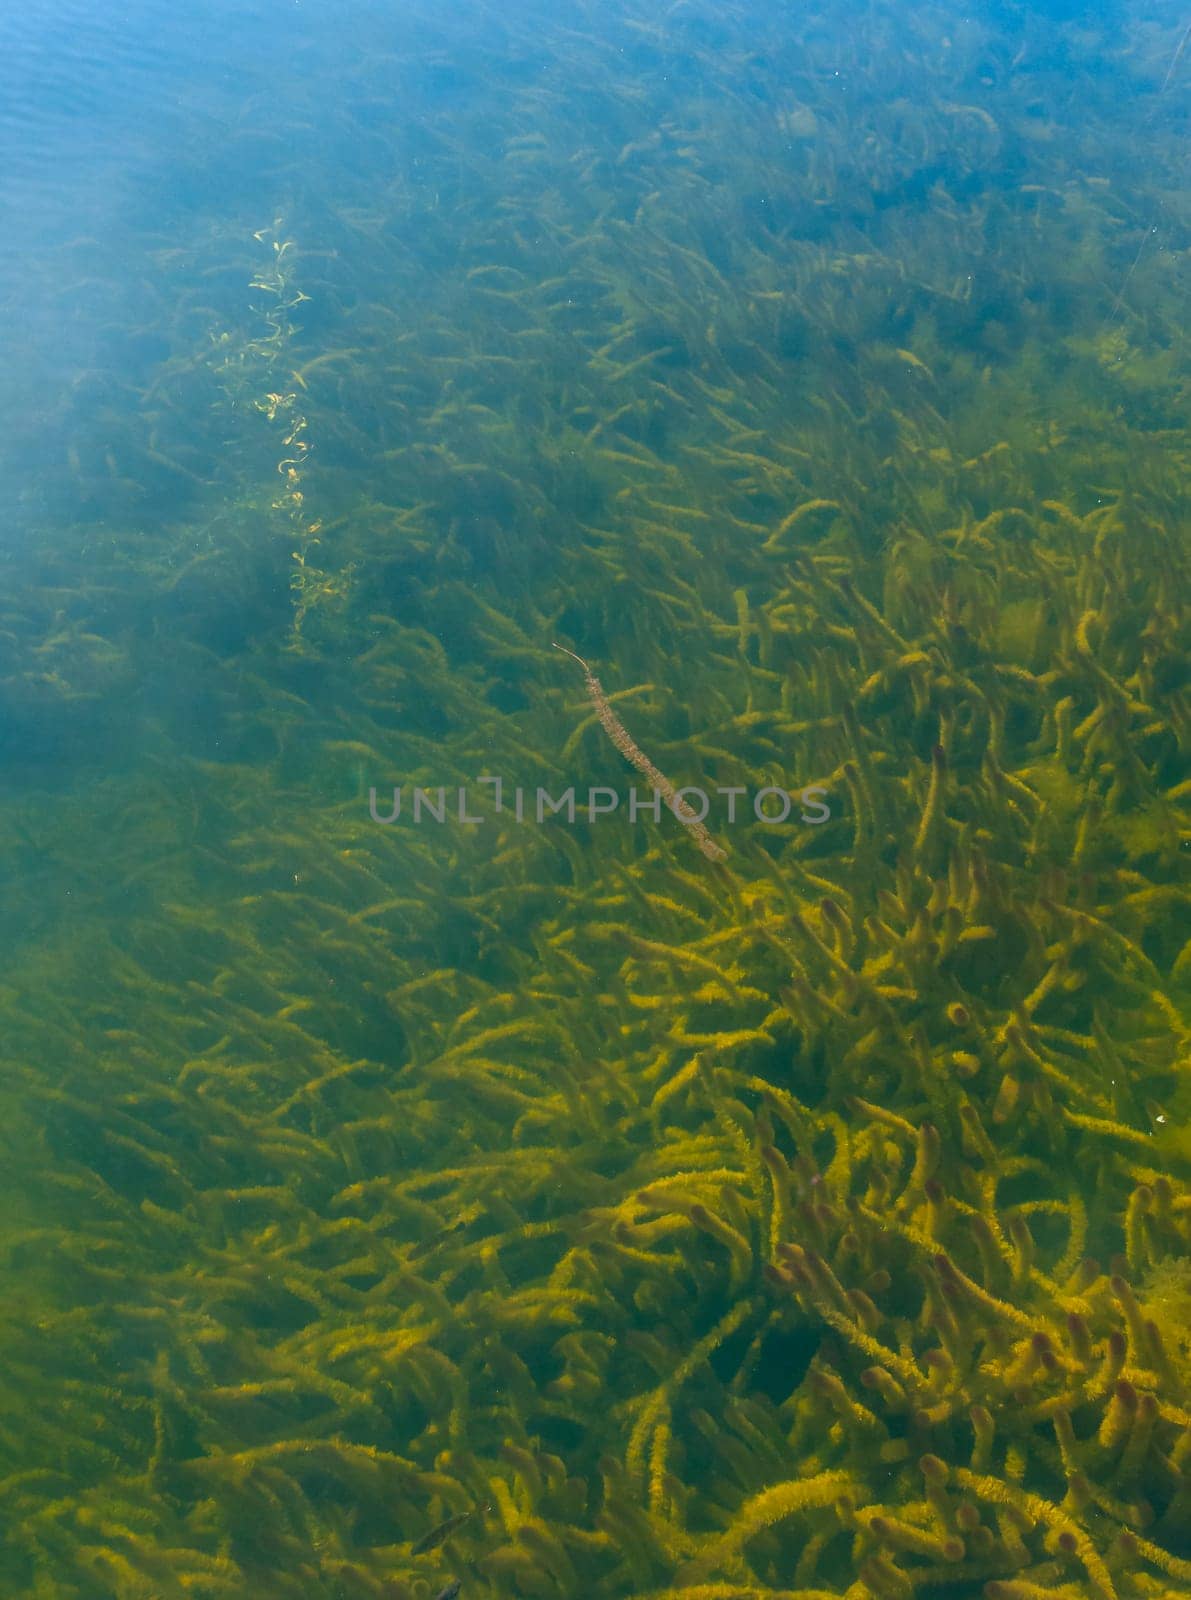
[[1, 2, 1189, 1597]]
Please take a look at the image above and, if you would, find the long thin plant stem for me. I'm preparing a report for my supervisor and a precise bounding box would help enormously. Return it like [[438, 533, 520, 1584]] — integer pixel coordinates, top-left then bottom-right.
[[1160, 17, 1191, 93], [553, 643, 728, 862]]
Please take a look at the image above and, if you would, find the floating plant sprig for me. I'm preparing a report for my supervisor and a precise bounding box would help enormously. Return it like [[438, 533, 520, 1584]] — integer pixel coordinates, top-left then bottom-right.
[[553, 642, 728, 862], [229, 220, 349, 649]]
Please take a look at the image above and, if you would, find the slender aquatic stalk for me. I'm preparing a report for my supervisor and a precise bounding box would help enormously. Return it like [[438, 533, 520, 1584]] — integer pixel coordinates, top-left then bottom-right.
[[1160, 18, 1191, 94], [552, 643, 728, 862]]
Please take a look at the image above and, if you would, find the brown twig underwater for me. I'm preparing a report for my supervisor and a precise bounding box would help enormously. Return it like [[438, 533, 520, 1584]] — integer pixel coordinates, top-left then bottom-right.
[[552, 642, 728, 862]]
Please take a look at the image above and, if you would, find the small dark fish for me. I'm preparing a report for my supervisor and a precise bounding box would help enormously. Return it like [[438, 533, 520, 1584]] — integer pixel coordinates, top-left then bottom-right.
[[432, 1583, 462, 1600], [411, 1507, 480, 1556]]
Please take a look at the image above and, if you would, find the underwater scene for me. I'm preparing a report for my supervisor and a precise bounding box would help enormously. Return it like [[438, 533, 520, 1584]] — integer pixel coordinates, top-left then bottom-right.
[[1, 0, 1190, 1595]]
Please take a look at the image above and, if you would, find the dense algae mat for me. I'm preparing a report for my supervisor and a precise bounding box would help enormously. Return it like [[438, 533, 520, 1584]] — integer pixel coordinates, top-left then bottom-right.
[[1, 0, 1190, 1596]]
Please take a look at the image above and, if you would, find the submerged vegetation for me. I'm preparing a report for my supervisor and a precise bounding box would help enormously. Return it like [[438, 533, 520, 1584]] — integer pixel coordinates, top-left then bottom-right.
[[0, 0, 1189, 1596]]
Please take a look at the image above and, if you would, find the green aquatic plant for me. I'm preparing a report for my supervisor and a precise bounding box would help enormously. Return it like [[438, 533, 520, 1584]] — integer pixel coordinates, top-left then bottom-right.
[[2, 0, 1190, 1597], [217, 220, 352, 653]]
